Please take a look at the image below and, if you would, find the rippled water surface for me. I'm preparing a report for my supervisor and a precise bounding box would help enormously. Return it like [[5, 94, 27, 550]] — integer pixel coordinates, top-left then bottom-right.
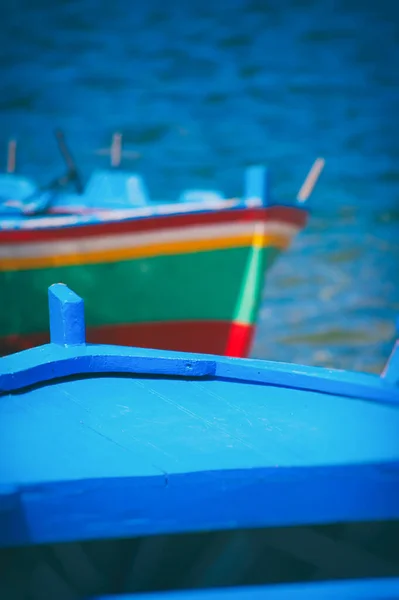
[[2, 0, 399, 372]]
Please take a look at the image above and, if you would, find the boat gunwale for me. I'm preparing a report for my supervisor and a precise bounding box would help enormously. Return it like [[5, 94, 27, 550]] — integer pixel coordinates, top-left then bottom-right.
[[1, 341, 398, 406], [0, 194, 308, 233], [1, 284, 398, 405]]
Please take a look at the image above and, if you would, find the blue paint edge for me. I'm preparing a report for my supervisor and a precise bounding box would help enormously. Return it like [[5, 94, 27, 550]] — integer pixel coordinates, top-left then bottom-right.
[[0, 343, 398, 405], [1, 347, 398, 405], [2, 462, 399, 548], [88, 578, 399, 600], [1, 284, 398, 404]]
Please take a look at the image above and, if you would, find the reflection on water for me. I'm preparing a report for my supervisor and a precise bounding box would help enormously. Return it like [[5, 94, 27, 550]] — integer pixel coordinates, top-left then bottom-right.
[[1, 0, 399, 372]]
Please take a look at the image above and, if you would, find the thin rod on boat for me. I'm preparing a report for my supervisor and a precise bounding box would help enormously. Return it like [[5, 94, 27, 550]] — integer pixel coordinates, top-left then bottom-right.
[[6, 139, 17, 174], [111, 132, 122, 167], [54, 129, 84, 194], [95, 133, 140, 164], [297, 157, 325, 203]]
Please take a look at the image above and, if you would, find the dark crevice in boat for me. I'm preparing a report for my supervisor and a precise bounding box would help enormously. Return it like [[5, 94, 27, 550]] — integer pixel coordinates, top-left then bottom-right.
[[1, 521, 399, 599]]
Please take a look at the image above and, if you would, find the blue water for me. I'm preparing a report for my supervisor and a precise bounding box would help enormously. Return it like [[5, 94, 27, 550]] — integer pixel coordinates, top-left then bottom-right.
[[2, 0, 399, 372]]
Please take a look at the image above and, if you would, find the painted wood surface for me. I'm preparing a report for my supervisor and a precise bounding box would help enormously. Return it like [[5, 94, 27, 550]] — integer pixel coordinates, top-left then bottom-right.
[[0, 285, 398, 549], [91, 578, 399, 600]]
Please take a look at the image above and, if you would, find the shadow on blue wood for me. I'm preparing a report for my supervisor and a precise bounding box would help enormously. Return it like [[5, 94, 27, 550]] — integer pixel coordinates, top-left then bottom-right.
[[0, 284, 399, 552], [90, 578, 399, 600]]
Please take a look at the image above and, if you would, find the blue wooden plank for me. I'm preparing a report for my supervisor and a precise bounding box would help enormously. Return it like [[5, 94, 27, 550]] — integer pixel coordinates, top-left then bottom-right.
[[48, 283, 86, 345], [2, 375, 398, 486], [0, 484, 29, 546], [1, 342, 397, 404], [214, 357, 399, 405], [0, 345, 217, 393], [2, 464, 398, 548], [1, 368, 398, 546], [1, 284, 398, 548], [90, 578, 399, 599]]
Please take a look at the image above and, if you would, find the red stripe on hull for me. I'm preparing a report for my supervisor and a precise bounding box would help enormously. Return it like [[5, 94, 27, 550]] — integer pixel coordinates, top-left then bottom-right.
[[224, 322, 255, 358], [0, 206, 307, 244], [0, 320, 255, 358]]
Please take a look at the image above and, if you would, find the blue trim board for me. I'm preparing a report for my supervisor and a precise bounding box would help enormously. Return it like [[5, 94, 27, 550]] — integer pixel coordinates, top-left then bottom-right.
[[89, 578, 399, 600], [1, 464, 398, 548], [2, 342, 398, 404], [0, 286, 398, 405]]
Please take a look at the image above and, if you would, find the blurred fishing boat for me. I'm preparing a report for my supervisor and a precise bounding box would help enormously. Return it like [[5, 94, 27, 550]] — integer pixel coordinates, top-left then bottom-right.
[[0, 284, 398, 599], [0, 132, 324, 358]]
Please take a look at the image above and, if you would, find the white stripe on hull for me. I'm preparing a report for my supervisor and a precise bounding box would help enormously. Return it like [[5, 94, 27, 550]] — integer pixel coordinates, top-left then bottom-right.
[[0, 221, 299, 260]]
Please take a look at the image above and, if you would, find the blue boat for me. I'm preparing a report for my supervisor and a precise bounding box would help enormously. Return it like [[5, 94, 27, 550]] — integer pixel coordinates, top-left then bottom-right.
[[0, 284, 398, 599]]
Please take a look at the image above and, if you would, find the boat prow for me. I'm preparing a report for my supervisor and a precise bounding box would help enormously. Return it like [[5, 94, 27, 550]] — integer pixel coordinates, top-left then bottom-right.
[[0, 135, 324, 358]]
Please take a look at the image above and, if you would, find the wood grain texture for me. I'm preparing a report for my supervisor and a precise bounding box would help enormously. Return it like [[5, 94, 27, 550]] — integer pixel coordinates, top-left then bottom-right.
[[1, 371, 399, 546]]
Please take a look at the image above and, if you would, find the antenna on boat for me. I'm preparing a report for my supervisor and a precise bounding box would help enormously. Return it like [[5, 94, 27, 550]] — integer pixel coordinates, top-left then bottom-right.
[[110, 132, 122, 167], [6, 139, 17, 173], [297, 157, 325, 203], [54, 129, 85, 194], [95, 132, 140, 167]]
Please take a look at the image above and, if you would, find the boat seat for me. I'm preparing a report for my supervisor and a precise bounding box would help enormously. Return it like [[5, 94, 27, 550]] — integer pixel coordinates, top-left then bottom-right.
[[0, 174, 37, 202], [0, 174, 38, 215], [82, 169, 150, 209], [178, 189, 225, 204]]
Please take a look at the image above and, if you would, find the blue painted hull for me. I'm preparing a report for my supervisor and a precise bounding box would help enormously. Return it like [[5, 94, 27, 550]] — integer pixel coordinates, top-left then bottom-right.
[[0, 284, 398, 598]]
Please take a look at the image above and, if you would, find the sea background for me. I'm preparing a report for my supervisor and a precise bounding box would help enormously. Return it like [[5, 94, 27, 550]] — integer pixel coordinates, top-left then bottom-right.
[[2, 0, 399, 373]]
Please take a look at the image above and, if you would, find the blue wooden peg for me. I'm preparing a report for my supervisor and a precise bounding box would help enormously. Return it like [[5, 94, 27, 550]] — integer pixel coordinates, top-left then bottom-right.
[[244, 165, 269, 206], [48, 284, 86, 346]]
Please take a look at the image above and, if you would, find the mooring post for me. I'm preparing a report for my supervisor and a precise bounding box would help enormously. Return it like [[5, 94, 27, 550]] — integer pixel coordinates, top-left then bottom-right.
[[7, 139, 17, 174], [48, 284, 86, 346]]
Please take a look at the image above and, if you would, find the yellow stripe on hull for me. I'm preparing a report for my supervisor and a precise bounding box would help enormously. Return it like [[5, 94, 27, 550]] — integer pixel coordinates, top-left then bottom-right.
[[0, 233, 290, 272]]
